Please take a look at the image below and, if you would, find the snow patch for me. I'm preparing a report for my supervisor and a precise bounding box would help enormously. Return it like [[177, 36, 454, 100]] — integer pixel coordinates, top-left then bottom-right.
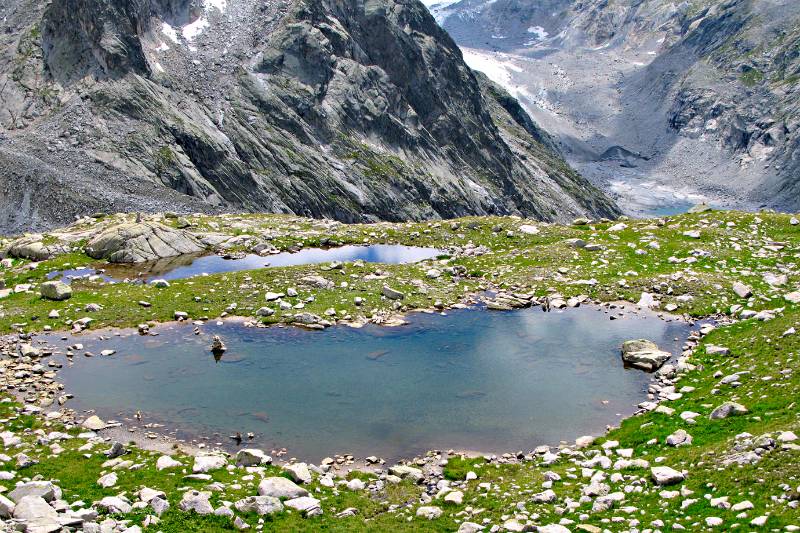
[[204, 0, 227, 11], [420, 0, 462, 25], [183, 17, 209, 41], [526, 26, 549, 40], [161, 23, 179, 44]]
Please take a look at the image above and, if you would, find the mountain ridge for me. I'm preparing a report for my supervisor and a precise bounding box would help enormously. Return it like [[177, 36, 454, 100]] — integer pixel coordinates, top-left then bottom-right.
[[0, 0, 618, 235]]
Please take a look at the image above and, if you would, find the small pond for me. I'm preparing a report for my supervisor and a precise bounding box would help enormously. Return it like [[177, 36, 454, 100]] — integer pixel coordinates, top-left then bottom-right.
[[48, 244, 443, 283], [49, 306, 691, 460]]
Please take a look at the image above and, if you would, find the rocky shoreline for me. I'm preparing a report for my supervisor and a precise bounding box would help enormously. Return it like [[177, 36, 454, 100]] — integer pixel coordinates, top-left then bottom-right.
[[0, 296, 710, 532]]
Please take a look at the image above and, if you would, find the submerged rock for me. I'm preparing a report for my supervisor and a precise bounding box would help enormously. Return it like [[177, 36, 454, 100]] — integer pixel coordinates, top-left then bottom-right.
[[210, 336, 226, 354]]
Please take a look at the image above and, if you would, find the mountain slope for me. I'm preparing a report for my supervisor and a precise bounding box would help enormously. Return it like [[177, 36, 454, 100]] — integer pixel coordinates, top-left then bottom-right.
[[433, 0, 800, 214], [0, 0, 617, 234]]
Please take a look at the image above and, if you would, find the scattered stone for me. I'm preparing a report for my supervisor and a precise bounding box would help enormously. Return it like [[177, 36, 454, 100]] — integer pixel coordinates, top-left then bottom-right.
[[283, 462, 312, 484], [732, 282, 752, 299]]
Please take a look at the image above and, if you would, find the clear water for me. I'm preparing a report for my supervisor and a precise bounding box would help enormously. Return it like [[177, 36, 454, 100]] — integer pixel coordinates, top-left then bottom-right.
[[47, 244, 442, 283], [50, 306, 691, 460], [647, 200, 696, 217]]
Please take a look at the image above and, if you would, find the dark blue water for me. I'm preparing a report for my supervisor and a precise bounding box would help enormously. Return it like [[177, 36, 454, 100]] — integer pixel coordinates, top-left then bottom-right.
[[51, 306, 691, 460], [47, 244, 442, 283]]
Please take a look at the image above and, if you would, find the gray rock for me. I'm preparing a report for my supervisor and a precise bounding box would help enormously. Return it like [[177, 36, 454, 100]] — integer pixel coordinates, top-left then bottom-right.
[[0, 494, 14, 518], [621, 339, 672, 371], [382, 285, 405, 300], [666, 429, 692, 447], [235, 448, 271, 467], [150, 496, 169, 516], [283, 462, 312, 484], [284, 496, 322, 517], [258, 477, 309, 499], [192, 454, 227, 473], [416, 505, 442, 520], [234, 496, 283, 515], [40, 280, 72, 301], [85, 222, 204, 263], [710, 402, 748, 420], [95, 496, 132, 514], [13, 495, 58, 520], [732, 282, 752, 299], [9, 238, 69, 260], [651, 466, 685, 486], [178, 491, 213, 515], [9, 481, 58, 503], [389, 465, 424, 483]]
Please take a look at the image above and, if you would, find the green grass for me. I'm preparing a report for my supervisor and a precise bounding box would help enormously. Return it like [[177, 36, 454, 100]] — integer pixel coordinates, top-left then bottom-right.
[[2, 209, 800, 530]]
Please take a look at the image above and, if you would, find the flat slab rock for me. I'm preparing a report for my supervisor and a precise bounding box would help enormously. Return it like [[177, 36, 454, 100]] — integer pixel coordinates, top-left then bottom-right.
[[85, 222, 204, 263]]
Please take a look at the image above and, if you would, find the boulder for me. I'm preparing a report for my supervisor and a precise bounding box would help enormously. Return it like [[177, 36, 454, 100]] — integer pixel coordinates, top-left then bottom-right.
[[85, 222, 204, 263], [666, 429, 692, 447], [193, 454, 227, 473], [382, 285, 405, 300], [13, 495, 58, 520], [178, 491, 213, 515], [96, 496, 132, 514], [732, 282, 752, 299], [40, 280, 72, 301], [284, 496, 322, 517], [416, 505, 442, 520], [9, 481, 59, 503], [0, 494, 14, 518], [258, 477, 309, 499], [235, 448, 271, 467], [621, 339, 672, 371], [234, 496, 283, 515], [389, 465, 424, 483], [651, 466, 685, 486], [156, 455, 181, 470], [9, 237, 69, 260], [82, 415, 107, 431], [283, 462, 312, 484], [710, 402, 748, 420]]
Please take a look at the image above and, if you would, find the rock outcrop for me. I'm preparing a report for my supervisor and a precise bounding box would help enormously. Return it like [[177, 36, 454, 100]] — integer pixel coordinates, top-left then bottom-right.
[[433, 0, 800, 213], [85, 222, 204, 263], [0, 0, 618, 235]]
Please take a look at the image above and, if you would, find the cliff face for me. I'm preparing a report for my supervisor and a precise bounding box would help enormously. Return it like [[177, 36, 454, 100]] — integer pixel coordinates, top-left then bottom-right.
[[0, 0, 617, 234], [434, 0, 800, 212]]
